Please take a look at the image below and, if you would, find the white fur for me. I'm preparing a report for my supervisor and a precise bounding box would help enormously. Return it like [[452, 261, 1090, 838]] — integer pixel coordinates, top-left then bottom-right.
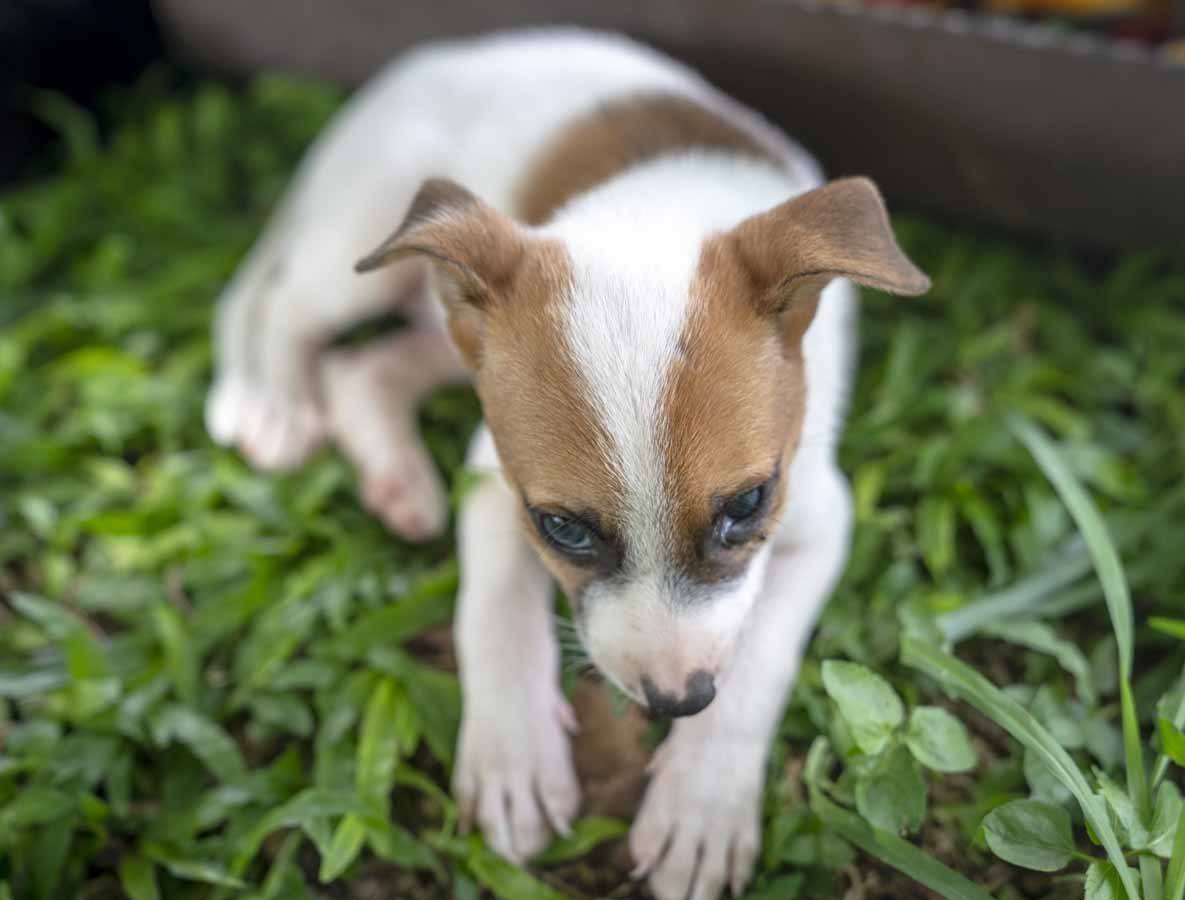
[[209, 29, 856, 900]]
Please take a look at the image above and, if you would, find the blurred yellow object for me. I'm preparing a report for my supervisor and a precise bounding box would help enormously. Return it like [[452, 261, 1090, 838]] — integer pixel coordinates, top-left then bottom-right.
[[1164, 39, 1185, 62], [984, 0, 1149, 14]]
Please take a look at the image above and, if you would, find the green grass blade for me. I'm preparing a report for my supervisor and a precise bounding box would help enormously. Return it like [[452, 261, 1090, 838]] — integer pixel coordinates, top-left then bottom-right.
[[811, 792, 994, 900], [1011, 416, 1150, 823], [1164, 800, 1185, 900], [1154, 663, 1185, 789], [938, 537, 1092, 642], [903, 636, 1140, 899]]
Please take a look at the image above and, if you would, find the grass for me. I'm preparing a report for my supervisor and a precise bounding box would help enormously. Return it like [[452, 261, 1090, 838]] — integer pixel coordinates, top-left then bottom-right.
[[1, 69, 1184, 899]]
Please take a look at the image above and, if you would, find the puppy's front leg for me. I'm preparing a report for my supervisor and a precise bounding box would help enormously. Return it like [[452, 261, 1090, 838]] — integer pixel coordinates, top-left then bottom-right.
[[631, 463, 852, 900], [452, 428, 581, 861]]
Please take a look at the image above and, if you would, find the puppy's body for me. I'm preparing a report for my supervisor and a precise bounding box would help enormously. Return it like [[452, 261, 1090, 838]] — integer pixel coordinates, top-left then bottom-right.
[[210, 29, 927, 900]]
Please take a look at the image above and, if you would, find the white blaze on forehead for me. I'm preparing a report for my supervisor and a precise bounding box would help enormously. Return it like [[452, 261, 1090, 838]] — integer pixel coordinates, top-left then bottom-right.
[[544, 154, 806, 577], [547, 189, 700, 570]]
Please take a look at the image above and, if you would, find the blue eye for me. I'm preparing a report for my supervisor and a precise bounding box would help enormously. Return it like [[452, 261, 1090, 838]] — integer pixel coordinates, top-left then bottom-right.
[[539, 513, 594, 555], [723, 485, 764, 521]]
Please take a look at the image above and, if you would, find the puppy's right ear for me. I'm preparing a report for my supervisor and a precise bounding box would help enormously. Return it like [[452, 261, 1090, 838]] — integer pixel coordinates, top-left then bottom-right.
[[356, 178, 524, 366]]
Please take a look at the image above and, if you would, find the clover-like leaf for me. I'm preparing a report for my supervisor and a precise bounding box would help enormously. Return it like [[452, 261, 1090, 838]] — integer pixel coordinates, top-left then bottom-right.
[[821, 660, 904, 755], [855, 744, 926, 835], [982, 799, 1076, 872], [906, 706, 976, 773]]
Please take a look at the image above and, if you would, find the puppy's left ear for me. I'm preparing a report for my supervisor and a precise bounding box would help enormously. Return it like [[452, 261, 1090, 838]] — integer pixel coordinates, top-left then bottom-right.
[[727, 176, 930, 340]]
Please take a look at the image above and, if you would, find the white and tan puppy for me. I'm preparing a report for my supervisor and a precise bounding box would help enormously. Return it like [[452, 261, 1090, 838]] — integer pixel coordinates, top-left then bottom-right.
[[207, 29, 929, 900]]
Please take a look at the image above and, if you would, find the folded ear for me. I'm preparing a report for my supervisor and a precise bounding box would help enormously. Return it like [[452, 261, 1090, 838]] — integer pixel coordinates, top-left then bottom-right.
[[726, 176, 930, 340], [355, 178, 524, 364]]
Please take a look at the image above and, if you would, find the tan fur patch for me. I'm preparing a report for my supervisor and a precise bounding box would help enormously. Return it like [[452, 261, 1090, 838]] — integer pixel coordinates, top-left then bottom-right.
[[662, 236, 807, 583], [661, 178, 929, 582], [514, 92, 781, 226], [471, 242, 625, 600]]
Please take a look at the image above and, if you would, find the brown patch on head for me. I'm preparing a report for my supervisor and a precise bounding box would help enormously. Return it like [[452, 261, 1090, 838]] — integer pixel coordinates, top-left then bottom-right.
[[663, 178, 930, 582], [357, 179, 626, 597], [663, 238, 806, 584], [514, 92, 782, 225]]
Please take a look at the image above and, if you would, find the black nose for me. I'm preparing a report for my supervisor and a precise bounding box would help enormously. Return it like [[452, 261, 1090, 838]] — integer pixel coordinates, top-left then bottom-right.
[[642, 670, 717, 718]]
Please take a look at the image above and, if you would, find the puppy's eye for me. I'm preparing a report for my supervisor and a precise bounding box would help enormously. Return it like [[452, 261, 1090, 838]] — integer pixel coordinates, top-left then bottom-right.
[[722, 485, 764, 521], [716, 480, 773, 548], [538, 513, 594, 555]]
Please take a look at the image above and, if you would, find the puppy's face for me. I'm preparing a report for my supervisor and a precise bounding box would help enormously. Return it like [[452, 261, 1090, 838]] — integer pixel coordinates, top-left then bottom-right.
[[358, 177, 928, 715]]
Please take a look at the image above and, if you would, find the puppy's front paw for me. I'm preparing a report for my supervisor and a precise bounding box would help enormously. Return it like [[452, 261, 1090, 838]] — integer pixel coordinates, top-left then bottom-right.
[[630, 725, 764, 900], [206, 375, 325, 471], [453, 691, 581, 863]]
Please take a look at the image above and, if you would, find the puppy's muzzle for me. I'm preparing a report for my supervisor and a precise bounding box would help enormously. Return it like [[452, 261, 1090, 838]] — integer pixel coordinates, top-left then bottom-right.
[[641, 669, 716, 717]]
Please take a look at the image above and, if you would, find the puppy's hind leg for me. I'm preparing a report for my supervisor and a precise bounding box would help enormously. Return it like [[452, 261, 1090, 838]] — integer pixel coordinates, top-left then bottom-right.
[[318, 275, 469, 542]]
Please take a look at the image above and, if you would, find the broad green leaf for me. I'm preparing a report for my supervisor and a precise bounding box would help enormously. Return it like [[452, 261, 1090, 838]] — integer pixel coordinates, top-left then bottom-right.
[[1086, 861, 1132, 900], [149, 704, 246, 781], [117, 854, 160, 900], [536, 816, 627, 865], [319, 815, 367, 882], [810, 792, 994, 900], [821, 660, 904, 754], [855, 744, 926, 835], [906, 706, 976, 773], [982, 799, 1076, 872], [357, 677, 403, 805]]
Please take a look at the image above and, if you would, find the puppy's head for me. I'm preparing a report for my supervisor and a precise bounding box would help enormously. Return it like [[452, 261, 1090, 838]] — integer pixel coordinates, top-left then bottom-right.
[[358, 176, 928, 716]]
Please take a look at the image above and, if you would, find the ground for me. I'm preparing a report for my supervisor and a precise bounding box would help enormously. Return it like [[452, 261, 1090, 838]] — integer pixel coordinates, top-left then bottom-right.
[[1, 71, 1184, 900]]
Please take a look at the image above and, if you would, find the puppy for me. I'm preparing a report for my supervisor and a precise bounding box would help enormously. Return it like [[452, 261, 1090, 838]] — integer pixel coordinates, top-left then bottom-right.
[[207, 29, 929, 900]]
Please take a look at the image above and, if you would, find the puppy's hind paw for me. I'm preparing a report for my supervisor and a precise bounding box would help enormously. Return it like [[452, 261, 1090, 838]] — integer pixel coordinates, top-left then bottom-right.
[[206, 376, 325, 471], [360, 460, 449, 543]]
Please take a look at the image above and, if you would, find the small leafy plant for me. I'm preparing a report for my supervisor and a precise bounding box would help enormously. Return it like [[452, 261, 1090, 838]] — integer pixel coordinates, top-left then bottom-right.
[[819, 659, 976, 836], [808, 417, 1185, 899]]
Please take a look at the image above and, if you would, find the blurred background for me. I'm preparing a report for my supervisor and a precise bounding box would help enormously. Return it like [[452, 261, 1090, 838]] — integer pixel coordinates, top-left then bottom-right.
[[2, 5, 1185, 900], [3, 0, 1184, 247]]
